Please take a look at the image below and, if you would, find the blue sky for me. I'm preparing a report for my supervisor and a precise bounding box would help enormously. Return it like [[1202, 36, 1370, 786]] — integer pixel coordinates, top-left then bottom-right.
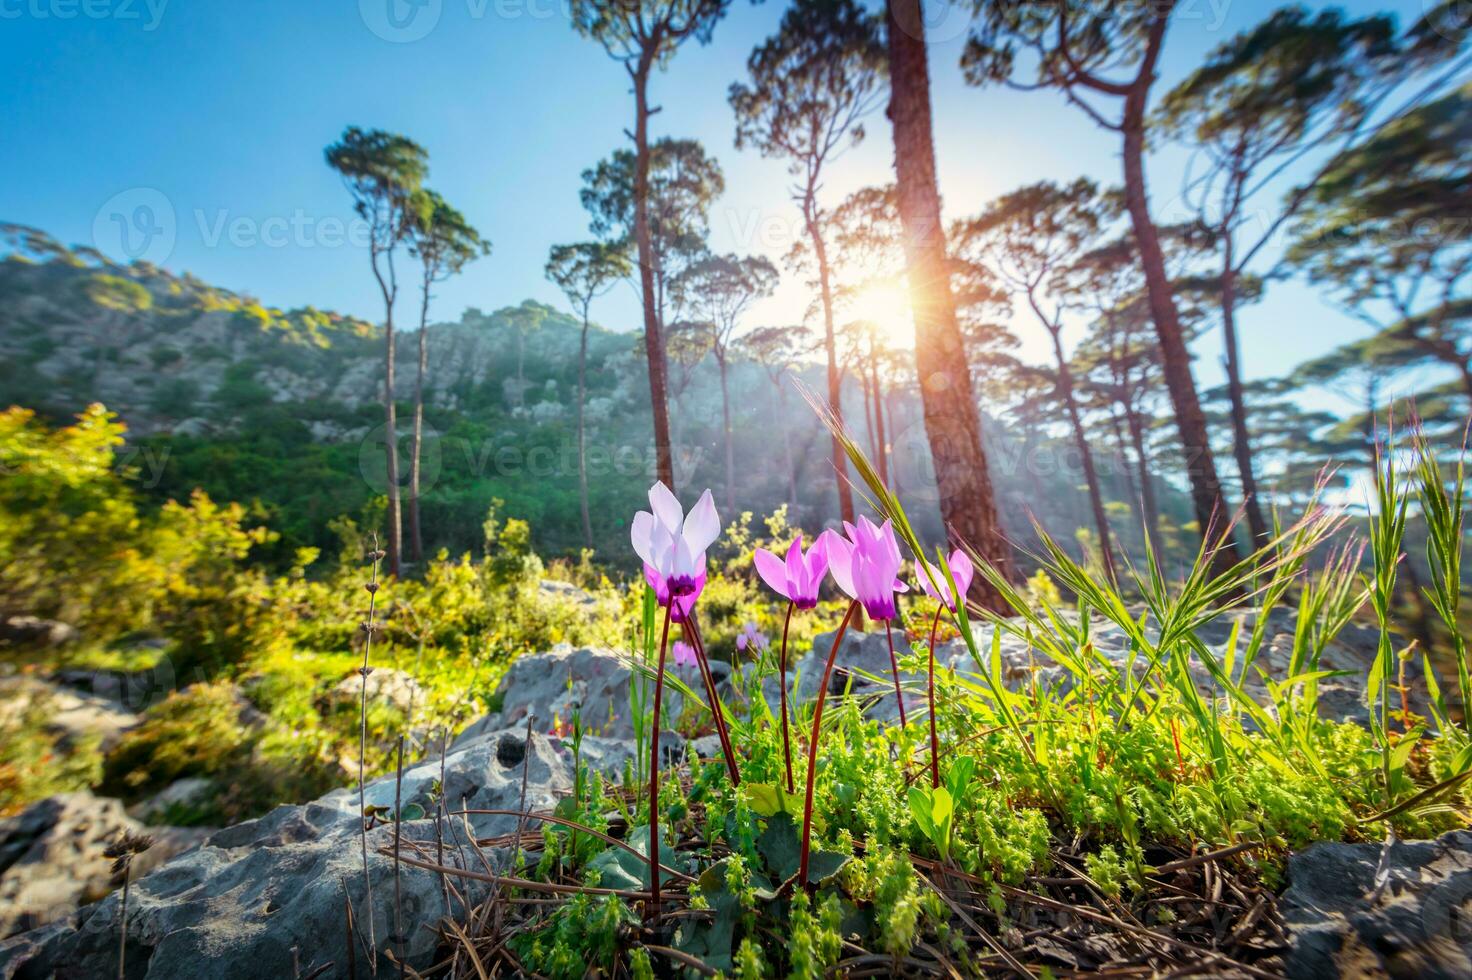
[[0, 0, 1455, 414]]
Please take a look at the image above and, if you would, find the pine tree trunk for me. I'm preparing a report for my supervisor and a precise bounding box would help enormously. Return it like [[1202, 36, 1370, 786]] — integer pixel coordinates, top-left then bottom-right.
[[860, 368, 878, 469], [371, 249, 402, 578], [885, 389, 902, 495], [869, 343, 889, 487], [804, 197, 856, 525], [632, 55, 676, 490], [886, 0, 1013, 607], [719, 354, 735, 514], [1109, 404, 1145, 537], [1049, 326, 1117, 580], [408, 287, 430, 564], [1125, 396, 1163, 565], [778, 380, 798, 516], [1119, 26, 1237, 571], [578, 307, 593, 551], [1221, 251, 1269, 551]]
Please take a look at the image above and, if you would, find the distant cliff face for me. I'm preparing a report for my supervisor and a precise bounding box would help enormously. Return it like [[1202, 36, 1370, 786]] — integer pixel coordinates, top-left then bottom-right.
[[0, 232, 637, 440], [0, 224, 1183, 561]]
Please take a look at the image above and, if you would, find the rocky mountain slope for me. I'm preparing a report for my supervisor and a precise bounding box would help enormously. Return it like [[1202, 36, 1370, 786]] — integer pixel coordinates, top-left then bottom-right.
[[0, 223, 1193, 563]]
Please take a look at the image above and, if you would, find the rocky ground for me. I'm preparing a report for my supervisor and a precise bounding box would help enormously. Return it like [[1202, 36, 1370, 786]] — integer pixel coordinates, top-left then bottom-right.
[[0, 613, 1467, 978]]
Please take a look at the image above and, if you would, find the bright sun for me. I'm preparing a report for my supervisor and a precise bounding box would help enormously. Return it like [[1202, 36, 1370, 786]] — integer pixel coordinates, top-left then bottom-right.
[[850, 279, 915, 349]]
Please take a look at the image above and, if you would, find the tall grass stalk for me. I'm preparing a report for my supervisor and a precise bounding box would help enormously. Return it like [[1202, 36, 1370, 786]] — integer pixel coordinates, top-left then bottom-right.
[[1367, 440, 1412, 811], [1411, 425, 1471, 746]]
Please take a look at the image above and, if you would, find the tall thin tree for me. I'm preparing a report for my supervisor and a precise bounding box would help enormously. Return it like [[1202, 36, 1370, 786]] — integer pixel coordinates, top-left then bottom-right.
[[738, 325, 813, 515], [570, 0, 732, 490], [407, 190, 489, 563], [325, 126, 428, 577], [1288, 86, 1472, 399], [546, 240, 633, 549], [1154, 6, 1462, 548], [965, 2, 1240, 567], [580, 139, 724, 339], [671, 253, 779, 511], [888, 0, 1015, 604], [730, 0, 886, 525], [955, 179, 1119, 580]]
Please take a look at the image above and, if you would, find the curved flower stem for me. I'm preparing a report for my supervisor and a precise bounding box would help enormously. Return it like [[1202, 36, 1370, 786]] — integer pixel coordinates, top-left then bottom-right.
[[779, 600, 796, 794], [684, 613, 740, 787], [885, 621, 908, 728], [647, 602, 673, 921], [799, 599, 858, 890], [926, 606, 943, 789]]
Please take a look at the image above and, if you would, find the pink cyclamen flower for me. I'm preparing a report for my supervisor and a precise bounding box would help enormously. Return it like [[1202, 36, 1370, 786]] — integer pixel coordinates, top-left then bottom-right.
[[631, 482, 720, 621], [672, 640, 699, 669], [820, 517, 908, 621], [735, 622, 768, 653], [753, 534, 830, 609], [916, 550, 974, 612]]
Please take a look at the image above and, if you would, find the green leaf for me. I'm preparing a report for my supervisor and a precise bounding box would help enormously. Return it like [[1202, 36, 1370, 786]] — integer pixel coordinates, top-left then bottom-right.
[[931, 787, 953, 833], [757, 812, 802, 879], [753, 812, 848, 886], [396, 802, 425, 822], [677, 858, 741, 973], [742, 781, 797, 818], [907, 786, 935, 840], [946, 757, 976, 804], [587, 826, 673, 890], [1389, 729, 1423, 774], [804, 849, 850, 886]]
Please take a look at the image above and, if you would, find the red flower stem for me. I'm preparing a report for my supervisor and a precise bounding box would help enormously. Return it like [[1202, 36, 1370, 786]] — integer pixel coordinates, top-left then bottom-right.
[[926, 605, 944, 789], [885, 621, 908, 728], [777, 594, 800, 794], [685, 613, 740, 786], [647, 602, 673, 921], [1170, 717, 1185, 779], [798, 599, 858, 890], [778, 600, 796, 793]]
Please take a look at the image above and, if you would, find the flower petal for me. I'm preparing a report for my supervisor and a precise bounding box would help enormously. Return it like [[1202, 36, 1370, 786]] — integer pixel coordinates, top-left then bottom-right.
[[648, 481, 684, 534], [648, 519, 675, 575], [682, 489, 720, 555], [631, 511, 657, 567], [784, 536, 804, 580], [915, 558, 939, 602], [671, 536, 698, 579], [803, 536, 830, 592], [753, 548, 790, 599], [643, 563, 667, 603], [949, 550, 974, 602], [821, 529, 855, 598]]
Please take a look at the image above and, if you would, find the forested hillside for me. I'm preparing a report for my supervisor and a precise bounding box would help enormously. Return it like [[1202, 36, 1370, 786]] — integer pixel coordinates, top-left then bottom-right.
[[0, 225, 1187, 566]]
